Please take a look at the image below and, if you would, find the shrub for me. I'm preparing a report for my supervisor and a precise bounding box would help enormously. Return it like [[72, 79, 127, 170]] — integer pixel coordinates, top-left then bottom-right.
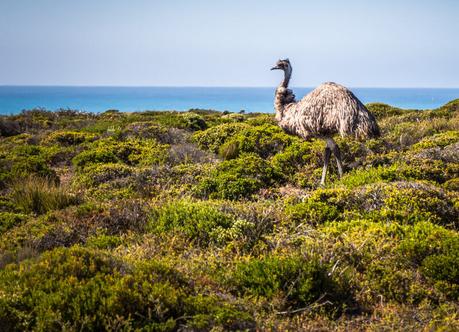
[[44, 130, 96, 146], [230, 255, 347, 311], [86, 233, 123, 249], [365, 261, 424, 304], [122, 121, 182, 143], [75, 163, 134, 187], [138, 111, 207, 131], [271, 140, 324, 176], [0, 212, 28, 235], [218, 123, 295, 159], [196, 153, 281, 199], [286, 188, 349, 225], [72, 137, 169, 170], [0, 117, 22, 136], [103, 200, 150, 234], [72, 149, 119, 170], [397, 222, 459, 298], [10, 155, 58, 181], [150, 199, 234, 245], [366, 103, 405, 119], [193, 122, 249, 153], [411, 131, 459, 150], [340, 158, 458, 187], [11, 176, 80, 215], [0, 247, 254, 331]]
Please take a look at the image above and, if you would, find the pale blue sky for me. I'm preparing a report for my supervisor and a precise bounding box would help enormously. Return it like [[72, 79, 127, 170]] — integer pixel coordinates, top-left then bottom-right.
[[1, 0, 458, 87]]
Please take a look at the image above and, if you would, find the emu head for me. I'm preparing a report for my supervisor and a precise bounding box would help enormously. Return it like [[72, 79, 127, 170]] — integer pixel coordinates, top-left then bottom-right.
[[271, 58, 291, 73], [271, 58, 292, 88]]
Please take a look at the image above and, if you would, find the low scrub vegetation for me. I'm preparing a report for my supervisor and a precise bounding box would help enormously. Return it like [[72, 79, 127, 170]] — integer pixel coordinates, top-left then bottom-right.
[[0, 101, 458, 330]]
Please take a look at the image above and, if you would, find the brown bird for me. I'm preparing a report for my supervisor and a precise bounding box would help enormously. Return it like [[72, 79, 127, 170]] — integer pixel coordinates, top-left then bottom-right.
[[271, 58, 380, 185]]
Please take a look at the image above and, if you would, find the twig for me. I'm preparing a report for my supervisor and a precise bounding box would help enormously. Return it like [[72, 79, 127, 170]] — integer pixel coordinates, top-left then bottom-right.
[[275, 293, 331, 315]]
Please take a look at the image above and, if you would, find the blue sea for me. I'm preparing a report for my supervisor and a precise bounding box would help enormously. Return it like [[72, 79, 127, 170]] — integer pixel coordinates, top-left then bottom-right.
[[1, 86, 459, 115]]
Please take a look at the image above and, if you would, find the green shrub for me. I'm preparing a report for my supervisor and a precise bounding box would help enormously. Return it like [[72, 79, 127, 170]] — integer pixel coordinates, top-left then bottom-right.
[[411, 131, 459, 150], [86, 233, 123, 249], [366, 103, 406, 118], [135, 111, 207, 131], [218, 123, 295, 159], [0, 212, 28, 235], [396, 222, 459, 298], [72, 149, 119, 170], [230, 255, 347, 311], [340, 158, 458, 187], [44, 130, 97, 146], [72, 137, 169, 170], [121, 121, 179, 143], [11, 176, 80, 215], [365, 261, 425, 304], [10, 155, 57, 180], [422, 254, 459, 284], [271, 140, 324, 176], [377, 183, 458, 225], [286, 188, 349, 225], [197, 153, 281, 199], [193, 122, 249, 153], [75, 163, 134, 187], [0, 246, 254, 331], [150, 199, 235, 245]]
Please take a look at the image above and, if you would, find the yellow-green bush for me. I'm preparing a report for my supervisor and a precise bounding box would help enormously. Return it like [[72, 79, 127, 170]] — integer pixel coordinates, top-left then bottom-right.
[[1, 100, 459, 330], [218, 123, 295, 159], [44, 130, 97, 146], [411, 130, 459, 150], [0, 212, 27, 235], [196, 153, 281, 200], [72, 137, 169, 170], [0, 246, 254, 331], [193, 122, 249, 153], [149, 199, 235, 245]]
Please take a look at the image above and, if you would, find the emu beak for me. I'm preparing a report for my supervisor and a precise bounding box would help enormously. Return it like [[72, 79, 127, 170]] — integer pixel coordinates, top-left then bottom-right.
[[270, 66, 280, 71]]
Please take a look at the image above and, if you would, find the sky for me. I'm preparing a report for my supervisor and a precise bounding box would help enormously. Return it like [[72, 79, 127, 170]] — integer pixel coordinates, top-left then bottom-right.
[[0, 0, 458, 87]]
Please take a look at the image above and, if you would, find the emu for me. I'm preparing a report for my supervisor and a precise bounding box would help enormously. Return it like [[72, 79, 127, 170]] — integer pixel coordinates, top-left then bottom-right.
[[271, 58, 380, 185]]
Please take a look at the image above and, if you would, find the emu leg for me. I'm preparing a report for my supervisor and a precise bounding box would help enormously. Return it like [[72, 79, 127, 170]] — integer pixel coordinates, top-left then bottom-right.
[[320, 146, 331, 185], [326, 138, 344, 179]]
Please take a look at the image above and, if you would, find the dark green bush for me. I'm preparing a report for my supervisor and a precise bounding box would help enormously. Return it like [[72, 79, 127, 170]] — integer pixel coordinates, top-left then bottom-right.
[[230, 255, 347, 311]]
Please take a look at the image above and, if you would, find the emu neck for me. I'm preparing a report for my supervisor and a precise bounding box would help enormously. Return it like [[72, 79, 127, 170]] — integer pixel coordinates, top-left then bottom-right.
[[274, 68, 292, 122], [281, 67, 292, 88]]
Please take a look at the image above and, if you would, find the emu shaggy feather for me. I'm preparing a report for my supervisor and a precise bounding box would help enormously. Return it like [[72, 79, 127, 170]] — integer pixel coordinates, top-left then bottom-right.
[[272, 58, 380, 184], [275, 82, 380, 140]]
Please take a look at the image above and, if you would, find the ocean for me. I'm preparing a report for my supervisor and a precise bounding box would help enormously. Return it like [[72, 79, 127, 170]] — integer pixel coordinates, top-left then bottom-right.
[[1, 86, 459, 115]]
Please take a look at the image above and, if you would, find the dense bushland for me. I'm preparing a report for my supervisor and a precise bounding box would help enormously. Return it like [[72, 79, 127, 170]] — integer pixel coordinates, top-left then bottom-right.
[[0, 101, 458, 330]]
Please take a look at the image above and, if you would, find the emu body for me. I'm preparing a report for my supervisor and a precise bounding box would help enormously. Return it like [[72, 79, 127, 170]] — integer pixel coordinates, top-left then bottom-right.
[[271, 59, 380, 184]]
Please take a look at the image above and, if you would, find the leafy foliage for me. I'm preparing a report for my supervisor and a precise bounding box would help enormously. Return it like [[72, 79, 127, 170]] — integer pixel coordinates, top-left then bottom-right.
[[0, 99, 459, 330]]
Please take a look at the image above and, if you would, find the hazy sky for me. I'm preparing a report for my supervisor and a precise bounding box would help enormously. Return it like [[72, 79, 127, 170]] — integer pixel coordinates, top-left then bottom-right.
[[1, 0, 458, 87]]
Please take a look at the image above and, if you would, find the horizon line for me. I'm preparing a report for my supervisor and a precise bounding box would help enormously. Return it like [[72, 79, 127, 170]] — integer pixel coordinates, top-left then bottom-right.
[[1, 84, 459, 89]]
